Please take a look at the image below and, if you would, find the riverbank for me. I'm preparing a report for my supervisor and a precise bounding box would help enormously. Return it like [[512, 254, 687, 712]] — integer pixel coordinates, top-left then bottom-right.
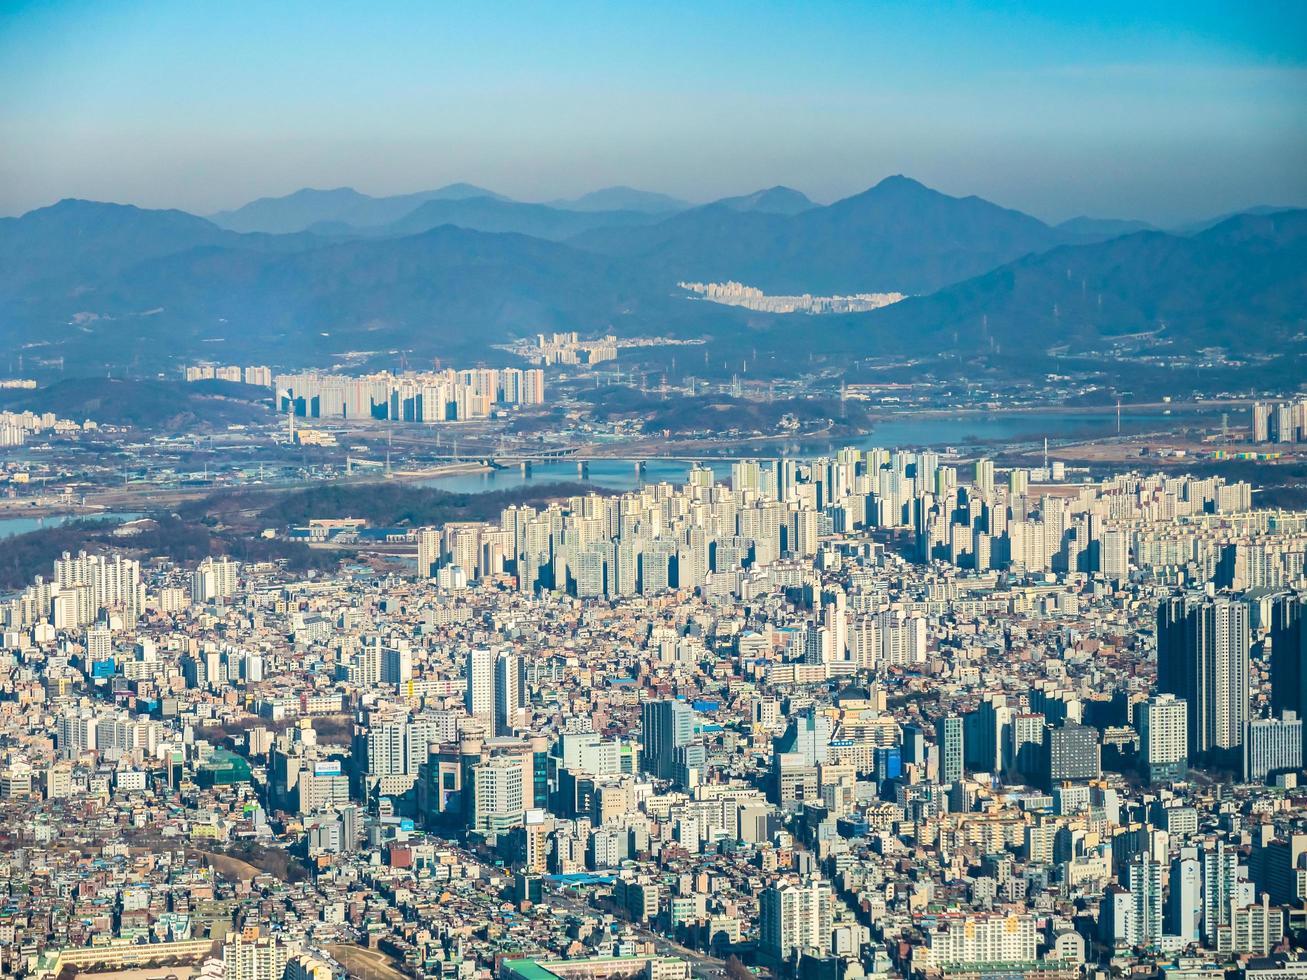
[[0, 461, 493, 519]]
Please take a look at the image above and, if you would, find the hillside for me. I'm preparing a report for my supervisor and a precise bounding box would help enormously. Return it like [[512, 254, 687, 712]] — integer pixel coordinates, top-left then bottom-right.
[[577, 386, 872, 434], [844, 210, 1307, 358], [0, 377, 272, 429], [0, 199, 315, 293], [571, 175, 1068, 294], [19, 223, 736, 369], [254, 482, 604, 527], [0, 514, 336, 591], [0, 200, 322, 348]]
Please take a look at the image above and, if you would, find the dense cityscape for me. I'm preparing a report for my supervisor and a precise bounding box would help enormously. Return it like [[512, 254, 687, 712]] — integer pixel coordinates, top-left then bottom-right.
[[3, 4, 1306, 980], [0, 433, 1306, 980]]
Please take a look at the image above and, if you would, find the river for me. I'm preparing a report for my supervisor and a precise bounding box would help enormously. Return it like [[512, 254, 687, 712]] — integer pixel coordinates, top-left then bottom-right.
[[0, 511, 145, 540], [417, 407, 1224, 494]]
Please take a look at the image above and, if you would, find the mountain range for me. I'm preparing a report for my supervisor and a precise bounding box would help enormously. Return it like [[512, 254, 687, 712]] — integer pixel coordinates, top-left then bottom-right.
[[1, 177, 1303, 379], [208, 183, 508, 234], [572, 175, 1072, 294], [833, 209, 1307, 359]]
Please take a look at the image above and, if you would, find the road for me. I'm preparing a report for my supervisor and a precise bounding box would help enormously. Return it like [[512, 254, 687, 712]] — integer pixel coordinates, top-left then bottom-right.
[[324, 942, 409, 980]]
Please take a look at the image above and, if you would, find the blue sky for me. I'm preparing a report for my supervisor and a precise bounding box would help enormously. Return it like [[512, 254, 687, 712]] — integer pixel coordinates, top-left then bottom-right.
[[2, 1, 1304, 223]]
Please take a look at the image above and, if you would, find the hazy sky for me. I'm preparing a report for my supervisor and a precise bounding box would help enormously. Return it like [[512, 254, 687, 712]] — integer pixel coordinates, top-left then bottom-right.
[[2, 1, 1305, 224]]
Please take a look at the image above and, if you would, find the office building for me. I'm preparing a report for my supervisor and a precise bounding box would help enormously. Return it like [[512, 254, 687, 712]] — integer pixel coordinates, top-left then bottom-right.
[[1042, 721, 1100, 790], [471, 755, 526, 836], [1243, 711, 1302, 782], [642, 699, 703, 785]]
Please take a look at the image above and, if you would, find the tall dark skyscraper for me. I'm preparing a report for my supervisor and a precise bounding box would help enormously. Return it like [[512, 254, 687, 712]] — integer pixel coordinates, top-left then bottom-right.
[[1157, 593, 1249, 764], [1269, 591, 1307, 758], [641, 699, 704, 784]]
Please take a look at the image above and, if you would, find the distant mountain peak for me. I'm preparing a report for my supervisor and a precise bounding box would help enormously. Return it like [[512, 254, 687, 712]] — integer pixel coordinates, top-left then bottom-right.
[[427, 182, 509, 201], [712, 186, 815, 215], [284, 186, 361, 197], [832, 175, 954, 210], [549, 187, 691, 214], [875, 173, 925, 188], [22, 198, 219, 230], [46, 198, 149, 214], [870, 174, 934, 194]]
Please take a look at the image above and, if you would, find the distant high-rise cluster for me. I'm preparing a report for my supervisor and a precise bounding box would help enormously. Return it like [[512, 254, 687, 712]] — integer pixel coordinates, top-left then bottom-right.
[[1, 552, 145, 630], [184, 364, 274, 386], [1251, 397, 1307, 444], [680, 280, 906, 314], [190, 556, 239, 604], [423, 452, 1271, 601], [0, 409, 95, 446], [525, 332, 617, 366], [275, 367, 544, 422]]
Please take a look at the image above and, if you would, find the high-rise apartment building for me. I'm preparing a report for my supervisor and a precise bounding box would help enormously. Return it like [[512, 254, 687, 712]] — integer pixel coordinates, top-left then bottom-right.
[[940, 714, 964, 785], [1138, 693, 1189, 784], [1157, 593, 1249, 763], [465, 649, 496, 726], [381, 644, 413, 687], [222, 934, 292, 980], [191, 556, 238, 604], [1126, 857, 1164, 947], [494, 652, 526, 737], [1269, 591, 1307, 760], [1201, 840, 1247, 944], [918, 913, 1037, 970], [1165, 848, 1202, 943], [417, 528, 440, 579], [759, 879, 833, 963], [974, 458, 994, 500]]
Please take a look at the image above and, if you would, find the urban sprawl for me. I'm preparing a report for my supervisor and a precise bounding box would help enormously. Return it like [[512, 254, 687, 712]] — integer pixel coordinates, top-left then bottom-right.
[[0, 448, 1306, 980]]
